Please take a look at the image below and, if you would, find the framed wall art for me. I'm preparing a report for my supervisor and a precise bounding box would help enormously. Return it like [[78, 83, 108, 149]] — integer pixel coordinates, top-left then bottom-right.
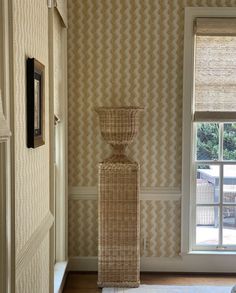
[[26, 58, 45, 148]]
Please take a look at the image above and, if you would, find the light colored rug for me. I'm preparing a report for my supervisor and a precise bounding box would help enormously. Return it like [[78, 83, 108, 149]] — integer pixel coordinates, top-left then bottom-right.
[[103, 285, 233, 293]]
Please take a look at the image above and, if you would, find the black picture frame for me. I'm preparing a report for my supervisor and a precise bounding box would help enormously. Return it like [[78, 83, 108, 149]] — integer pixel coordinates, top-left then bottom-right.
[[26, 58, 45, 148]]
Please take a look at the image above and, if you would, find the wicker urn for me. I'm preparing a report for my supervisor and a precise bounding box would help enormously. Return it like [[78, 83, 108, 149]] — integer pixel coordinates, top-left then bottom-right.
[[96, 106, 143, 288], [95, 107, 143, 157]]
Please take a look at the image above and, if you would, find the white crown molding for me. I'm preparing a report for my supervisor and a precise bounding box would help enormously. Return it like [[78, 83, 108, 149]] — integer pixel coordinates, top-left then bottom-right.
[[16, 212, 54, 280], [69, 186, 181, 201], [68, 255, 236, 273]]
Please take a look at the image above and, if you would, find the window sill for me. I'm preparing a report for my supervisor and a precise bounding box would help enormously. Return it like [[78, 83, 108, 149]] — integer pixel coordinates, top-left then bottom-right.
[[54, 261, 68, 293]]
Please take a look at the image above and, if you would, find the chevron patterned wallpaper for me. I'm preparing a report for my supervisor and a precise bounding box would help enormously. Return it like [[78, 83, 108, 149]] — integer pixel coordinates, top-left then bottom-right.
[[68, 0, 236, 258], [68, 199, 181, 257], [68, 0, 184, 188], [68, 0, 236, 188]]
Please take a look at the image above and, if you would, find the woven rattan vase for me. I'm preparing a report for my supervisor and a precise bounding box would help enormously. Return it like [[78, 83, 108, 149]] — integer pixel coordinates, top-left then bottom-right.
[[96, 107, 143, 288]]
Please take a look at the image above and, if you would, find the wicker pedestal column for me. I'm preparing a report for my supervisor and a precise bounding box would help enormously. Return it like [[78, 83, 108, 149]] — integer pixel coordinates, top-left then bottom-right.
[[98, 159, 140, 287], [96, 107, 143, 288]]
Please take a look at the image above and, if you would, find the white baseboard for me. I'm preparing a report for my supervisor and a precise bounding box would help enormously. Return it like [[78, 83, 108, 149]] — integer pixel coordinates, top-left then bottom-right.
[[68, 256, 236, 273], [68, 257, 97, 271]]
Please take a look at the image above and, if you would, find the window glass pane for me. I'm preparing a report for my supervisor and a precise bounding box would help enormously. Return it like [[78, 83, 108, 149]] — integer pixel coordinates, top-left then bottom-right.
[[196, 123, 219, 160], [197, 164, 220, 204], [223, 165, 236, 203], [223, 123, 236, 161], [195, 36, 236, 112], [196, 206, 219, 245], [223, 206, 236, 245]]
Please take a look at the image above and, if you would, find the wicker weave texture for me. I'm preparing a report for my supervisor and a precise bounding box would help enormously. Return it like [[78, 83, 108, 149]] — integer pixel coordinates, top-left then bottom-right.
[[95, 107, 142, 146], [98, 161, 140, 288]]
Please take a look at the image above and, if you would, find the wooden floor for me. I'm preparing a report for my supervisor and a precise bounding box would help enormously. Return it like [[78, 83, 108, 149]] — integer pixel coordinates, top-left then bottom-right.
[[63, 272, 236, 293]]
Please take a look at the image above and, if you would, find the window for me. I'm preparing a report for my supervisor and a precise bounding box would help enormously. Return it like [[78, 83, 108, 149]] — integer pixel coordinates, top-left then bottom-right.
[[194, 123, 236, 250], [193, 17, 236, 251], [182, 8, 236, 254]]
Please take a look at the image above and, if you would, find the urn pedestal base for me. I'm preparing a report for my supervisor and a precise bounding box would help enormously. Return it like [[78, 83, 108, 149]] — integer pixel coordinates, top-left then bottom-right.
[[97, 159, 140, 288]]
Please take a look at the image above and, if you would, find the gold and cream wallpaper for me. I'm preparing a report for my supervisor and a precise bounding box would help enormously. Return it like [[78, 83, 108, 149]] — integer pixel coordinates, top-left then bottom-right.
[[68, 0, 236, 259], [68, 0, 185, 188], [68, 199, 181, 258]]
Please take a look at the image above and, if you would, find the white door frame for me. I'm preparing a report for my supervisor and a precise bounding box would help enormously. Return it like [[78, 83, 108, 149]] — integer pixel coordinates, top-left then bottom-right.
[[48, 6, 55, 292], [0, 2, 67, 292], [0, 0, 15, 292], [48, 4, 68, 291], [54, 10, 68, 262], [0, 3, 67, 292]]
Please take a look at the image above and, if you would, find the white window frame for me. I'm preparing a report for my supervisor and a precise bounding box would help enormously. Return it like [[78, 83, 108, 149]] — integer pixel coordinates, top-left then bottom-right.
[[182, 7, 236, 254], [193, 123, 236, 251]]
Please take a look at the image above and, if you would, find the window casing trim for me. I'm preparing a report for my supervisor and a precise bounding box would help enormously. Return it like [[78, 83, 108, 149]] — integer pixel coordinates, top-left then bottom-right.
[[182, 7, 236, 255]]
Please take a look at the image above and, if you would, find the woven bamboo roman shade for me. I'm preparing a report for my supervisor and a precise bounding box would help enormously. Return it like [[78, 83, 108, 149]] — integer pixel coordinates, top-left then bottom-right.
[[194, 18, 236, 121], [195, 18, 236, 36]]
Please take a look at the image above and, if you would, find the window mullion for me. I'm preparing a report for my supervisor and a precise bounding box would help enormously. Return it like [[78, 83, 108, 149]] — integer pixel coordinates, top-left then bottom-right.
[[218, 124, 224, 247], [219, 123, 223, 161], [191, 148, 197, 250], [219, 162, 223, 247], [192, 166, 197, 249]]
